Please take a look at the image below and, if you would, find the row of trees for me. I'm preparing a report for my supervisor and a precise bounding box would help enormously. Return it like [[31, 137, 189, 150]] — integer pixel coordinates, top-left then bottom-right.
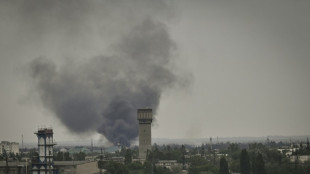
[[111, 142, 310, 174], [240, 149, 266, 174], [237, 145, 310, 174], [0, 148, 87, 161], [143, 142, 310, 174], [188, 146, 310, 174], [187, 156, 218, 174], [101, 148, 184, 174], [292, 139, 310, 155], [0, 151, 22, 161]]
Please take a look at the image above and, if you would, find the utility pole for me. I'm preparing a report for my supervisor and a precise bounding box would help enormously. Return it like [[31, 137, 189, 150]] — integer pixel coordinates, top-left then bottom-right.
[[6, 155, 8, 174], [210, 137, 215, 164], [210, 137, 212, 151], [22, 134, 24, 158], [91, 139, 93, 153], [2, 148, 9, 174], [25, 158, 29, 174], [22, 135, 23, 151]]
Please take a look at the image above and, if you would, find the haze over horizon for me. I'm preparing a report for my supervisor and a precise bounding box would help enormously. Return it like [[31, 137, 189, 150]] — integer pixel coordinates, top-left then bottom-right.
[[0, 0, 310, 145]]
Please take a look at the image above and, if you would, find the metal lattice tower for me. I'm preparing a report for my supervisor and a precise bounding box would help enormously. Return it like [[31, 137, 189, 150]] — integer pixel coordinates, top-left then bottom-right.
[[32, 128, 56, 174]]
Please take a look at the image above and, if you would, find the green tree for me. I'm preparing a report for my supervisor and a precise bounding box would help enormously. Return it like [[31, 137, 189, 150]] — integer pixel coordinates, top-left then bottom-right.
[[307, 138, 310, 151], [15, 153, 22, 161], [188, 166, 199, 174], [171, 165, 182, 174], [55, 152, 63, 161], [155, 166, 172, 174], [188, 156, 218, 174], [253, 153, 266, 174], [143, 161, 153, 174], [300, 143, 303, 150], [127, 162, 143, 170], [64, 152, 72, 160], [98, 160, 105, 170], [228, 143, 239, 154], [201, 144, 205, 157], [189, 156, 207, 166], [125, 149, 132, 165], [105, 161, 129, 174], [55, 152, 72, 161], [240, 149, 250, 174], [219, 157, 229, 174], [145, 150, 157, 174], [181, 145, 186, 169], [74, 152, 86, 161], [1, 148, 9, 174], [28, 148, 38, 158]]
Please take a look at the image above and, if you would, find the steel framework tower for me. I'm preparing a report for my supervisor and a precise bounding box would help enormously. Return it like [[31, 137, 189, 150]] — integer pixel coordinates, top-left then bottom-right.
[[32, 128, 57, 174], [137, 109, 152, 159]]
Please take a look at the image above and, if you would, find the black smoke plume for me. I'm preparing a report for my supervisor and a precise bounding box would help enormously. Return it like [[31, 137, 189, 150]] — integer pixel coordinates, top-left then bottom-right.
[[29, 19, 180, 146]]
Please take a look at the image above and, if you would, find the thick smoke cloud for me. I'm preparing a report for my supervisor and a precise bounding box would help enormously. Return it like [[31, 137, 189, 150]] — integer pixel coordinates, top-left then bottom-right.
[[29, 18, 179, 146]]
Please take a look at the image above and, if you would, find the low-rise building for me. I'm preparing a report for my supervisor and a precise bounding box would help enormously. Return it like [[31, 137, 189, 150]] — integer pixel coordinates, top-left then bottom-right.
[[54, 161, 100, 174], [0, 161, 30, 174], [156, 160, 179, 169], [290, 155, 310, 163]]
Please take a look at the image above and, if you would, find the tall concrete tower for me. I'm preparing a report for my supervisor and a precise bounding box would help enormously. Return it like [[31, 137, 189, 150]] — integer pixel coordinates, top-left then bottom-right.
[[32, 128, 56, 174], [137, 109, 152, 159]]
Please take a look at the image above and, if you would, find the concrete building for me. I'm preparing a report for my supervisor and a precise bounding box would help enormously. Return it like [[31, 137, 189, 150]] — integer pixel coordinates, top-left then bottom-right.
[[0, 141, 19, 155], [137, 109, 152, 159], [32, 128, 56, 174], [53, 161, 100, 174], [0, 161, 30, 174]]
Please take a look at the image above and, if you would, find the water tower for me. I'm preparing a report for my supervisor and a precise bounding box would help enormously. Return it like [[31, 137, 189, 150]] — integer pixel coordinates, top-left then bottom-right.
[[137, 109, 152, 159]]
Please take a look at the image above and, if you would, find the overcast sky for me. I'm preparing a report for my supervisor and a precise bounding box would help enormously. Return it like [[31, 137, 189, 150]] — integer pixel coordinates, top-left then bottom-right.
[[0, 0, 309, 144]]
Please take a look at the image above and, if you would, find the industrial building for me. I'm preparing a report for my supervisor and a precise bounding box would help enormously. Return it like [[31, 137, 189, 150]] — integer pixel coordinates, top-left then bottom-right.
[[0, 141, 19, 155], [0, 161, 29, 174], [137, 108, 152, 159], [53, 161, 99, 174]]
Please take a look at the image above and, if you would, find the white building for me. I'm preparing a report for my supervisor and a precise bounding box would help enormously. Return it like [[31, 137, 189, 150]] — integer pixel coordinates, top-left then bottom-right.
[[156, 160, 179, 169], [0, 141, 19, 155], [290, 155, 310, 163]]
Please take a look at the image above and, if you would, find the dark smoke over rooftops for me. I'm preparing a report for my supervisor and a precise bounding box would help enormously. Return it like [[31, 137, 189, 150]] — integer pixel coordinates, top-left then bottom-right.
[[29, 19, 182, 146]]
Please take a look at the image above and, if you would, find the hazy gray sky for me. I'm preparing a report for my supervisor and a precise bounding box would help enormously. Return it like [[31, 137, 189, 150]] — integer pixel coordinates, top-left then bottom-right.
[[0, 0, 309, 144]]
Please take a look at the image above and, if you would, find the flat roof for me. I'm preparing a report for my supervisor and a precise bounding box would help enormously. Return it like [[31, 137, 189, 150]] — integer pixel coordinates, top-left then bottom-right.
[[0, 161, 94, 167], [137, 108, 152, 112]]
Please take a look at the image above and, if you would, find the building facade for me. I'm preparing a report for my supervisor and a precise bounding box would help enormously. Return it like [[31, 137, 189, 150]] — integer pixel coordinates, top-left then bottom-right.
[[137, 109, 152, 159], [53, 161, 99, 174], [156, 160, 179, 169], [0, 141, 19, 155]]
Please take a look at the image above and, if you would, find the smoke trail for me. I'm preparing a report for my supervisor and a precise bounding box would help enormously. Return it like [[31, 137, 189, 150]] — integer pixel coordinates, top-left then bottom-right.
[[29, 19, 180, 146]]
